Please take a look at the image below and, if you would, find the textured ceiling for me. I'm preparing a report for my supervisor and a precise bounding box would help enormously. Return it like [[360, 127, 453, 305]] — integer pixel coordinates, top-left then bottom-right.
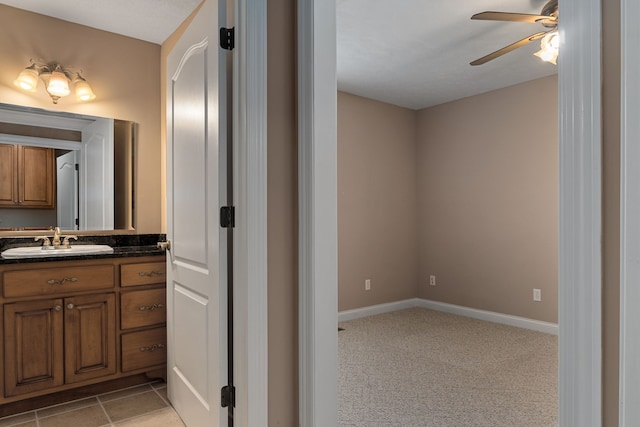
[[1, 0, 558, 110], [338, 0, 558, 109]]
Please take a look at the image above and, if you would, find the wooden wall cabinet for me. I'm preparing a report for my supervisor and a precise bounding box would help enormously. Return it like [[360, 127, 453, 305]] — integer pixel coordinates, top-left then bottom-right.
[[0, 143, 55, 208], [0, 255, 166, 405]]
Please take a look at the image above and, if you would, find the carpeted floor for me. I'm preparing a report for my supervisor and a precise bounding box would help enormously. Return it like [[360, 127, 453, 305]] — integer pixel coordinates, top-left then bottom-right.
[[338, 308, 557, 427]]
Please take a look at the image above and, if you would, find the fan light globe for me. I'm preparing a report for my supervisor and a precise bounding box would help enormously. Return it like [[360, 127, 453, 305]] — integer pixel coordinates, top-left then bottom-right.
[[534, 31, 559, 64]]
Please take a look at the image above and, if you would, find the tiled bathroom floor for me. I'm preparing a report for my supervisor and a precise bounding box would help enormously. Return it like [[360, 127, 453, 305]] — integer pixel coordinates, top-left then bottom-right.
[[0, 382, 185, 427]]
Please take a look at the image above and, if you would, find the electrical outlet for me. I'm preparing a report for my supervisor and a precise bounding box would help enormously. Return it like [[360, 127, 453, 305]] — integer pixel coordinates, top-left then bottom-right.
[[429, 275, 436, 286], [533, 288, 541, 302], [365, 279, 371, 291]]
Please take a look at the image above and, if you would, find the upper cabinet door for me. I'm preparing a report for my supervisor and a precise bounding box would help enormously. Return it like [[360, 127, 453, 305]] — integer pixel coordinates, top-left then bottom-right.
[[0, 143, 55, 209], [19, 145, 55, 208], [0, 143, 18, 206]]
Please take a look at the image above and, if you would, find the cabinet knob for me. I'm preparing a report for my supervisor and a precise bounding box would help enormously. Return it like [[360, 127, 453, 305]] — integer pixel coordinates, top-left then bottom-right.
[[54, 305, 62, 311], [67, 303, 74, 310]]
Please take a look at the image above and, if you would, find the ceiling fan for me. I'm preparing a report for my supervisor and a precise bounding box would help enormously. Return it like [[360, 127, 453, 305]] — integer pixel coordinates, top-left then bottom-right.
[[470, 0, 559, 66]]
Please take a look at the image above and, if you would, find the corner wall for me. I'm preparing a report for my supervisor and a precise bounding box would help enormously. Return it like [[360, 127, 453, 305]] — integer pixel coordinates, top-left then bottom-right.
[[338, 91, 418, 311], [415, 75, 558, 323]]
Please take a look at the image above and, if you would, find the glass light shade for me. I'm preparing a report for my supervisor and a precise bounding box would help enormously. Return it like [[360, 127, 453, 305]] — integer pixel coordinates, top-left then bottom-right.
[[534, 31, 559, 65], [47, 70, 71, 97], [74, 79, 96, 101], [14, 67, 39, 92]]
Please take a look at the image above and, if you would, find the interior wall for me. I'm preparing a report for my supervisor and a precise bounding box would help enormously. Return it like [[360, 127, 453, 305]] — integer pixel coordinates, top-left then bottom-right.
[[338, 91, 418, 311], [0, 5, 162, 233], [416, 75, 558, 324], [602, 0, 621, 424], [267, 0, 299, 423]]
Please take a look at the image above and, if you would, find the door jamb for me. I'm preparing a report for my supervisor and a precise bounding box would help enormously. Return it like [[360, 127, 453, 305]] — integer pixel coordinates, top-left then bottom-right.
[[296, 0, 603, 425], [233, 0, 269, 425]]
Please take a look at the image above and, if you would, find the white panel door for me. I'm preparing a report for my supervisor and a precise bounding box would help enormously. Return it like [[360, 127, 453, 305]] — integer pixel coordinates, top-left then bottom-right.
[[166, 0, 228, 426], [80, 118, 114, 230], [56, 150, 78, 230]]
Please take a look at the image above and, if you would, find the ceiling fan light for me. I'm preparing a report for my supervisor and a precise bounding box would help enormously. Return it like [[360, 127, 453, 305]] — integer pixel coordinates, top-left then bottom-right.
[[14, 65, 39, 92], [534, 31, 559, 64]]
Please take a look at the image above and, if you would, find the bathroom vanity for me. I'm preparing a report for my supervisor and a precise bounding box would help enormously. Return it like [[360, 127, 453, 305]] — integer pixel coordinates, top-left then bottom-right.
[[0, 235, 167, 410]]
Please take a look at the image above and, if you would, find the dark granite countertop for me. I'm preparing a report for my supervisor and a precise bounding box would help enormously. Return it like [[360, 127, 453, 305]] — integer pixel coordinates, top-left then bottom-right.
[[0, 234, 166, 264]]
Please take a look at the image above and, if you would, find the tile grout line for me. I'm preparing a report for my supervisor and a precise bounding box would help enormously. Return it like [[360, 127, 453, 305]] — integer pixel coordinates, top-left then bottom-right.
[[96, 397, 114, 427]]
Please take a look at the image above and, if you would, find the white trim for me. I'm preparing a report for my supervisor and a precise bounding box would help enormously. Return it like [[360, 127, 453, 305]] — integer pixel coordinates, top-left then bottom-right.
[[415, 299, 558, 335], [233, 0, 269, 425], [338, 299, 419, 323], [298, 0, 338, 425], [620, 0, 639, 423], [338, 299, 558, 335], [558, 0, 602, 425]]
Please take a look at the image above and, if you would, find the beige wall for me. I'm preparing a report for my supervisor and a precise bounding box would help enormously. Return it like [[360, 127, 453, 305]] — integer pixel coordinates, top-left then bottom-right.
[[338, 91, 418, 311], [416, 76, 558, 323], [0, 5, 162, 233], [267, 0, 299, 424]]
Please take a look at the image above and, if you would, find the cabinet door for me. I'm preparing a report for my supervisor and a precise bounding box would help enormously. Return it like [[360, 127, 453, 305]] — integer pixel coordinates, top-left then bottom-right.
[[18, 145, 55, 208], [4, 298, 64, 397], [0, 143, 18, 206], [64, 293, 116, 384]]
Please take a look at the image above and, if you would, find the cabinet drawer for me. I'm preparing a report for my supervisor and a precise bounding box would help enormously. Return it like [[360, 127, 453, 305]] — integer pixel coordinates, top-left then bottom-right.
[[121, 262, 166, 287], [3, 265, 115, 298], [121, 288, 166, 330], [121, 327, 167, 372]]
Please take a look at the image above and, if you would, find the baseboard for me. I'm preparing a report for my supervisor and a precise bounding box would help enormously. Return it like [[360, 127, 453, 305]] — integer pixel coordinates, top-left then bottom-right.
[[338, 298, 420, 322], [338, 298, 558, 335]]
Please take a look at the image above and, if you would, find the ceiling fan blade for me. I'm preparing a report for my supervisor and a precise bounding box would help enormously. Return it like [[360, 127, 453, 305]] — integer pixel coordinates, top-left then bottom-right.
[[471, 11, 556, 24], [470, 32, 547, 66]]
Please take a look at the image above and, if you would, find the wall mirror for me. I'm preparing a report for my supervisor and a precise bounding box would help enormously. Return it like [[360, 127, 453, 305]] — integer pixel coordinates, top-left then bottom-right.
[[0, 103, 135, 233]]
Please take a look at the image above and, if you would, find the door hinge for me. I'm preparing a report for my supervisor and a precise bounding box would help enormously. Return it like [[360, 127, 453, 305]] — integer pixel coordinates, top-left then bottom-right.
[[220, 27, 235, 50], [220, 206, 235, 228], [221, 384, 236, 408], [75, 163, 79, 171]]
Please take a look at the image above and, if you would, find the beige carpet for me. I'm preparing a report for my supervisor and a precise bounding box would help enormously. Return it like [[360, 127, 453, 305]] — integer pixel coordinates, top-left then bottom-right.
[[338, 308, 557, 427]]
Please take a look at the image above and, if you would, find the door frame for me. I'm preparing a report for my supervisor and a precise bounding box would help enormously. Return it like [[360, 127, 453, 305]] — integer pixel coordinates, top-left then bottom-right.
[[296, 0, 603, 426], [619, 0, 638, 424], [232, 0, 269, 425]]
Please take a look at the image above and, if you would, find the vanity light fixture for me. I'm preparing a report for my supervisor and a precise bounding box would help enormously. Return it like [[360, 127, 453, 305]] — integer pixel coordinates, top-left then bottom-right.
[[14, 60, 96, 104]]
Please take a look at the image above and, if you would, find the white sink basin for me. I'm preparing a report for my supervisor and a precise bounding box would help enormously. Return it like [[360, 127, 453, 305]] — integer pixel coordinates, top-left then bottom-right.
[[1, 245, 114, 259]]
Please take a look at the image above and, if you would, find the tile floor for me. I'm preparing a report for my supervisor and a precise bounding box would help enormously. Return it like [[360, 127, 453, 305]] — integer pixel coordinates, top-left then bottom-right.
[[0, 382, 185, 427]]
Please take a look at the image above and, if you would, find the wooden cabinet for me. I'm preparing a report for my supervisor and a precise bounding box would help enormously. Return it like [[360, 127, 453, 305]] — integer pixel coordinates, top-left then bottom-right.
[[0, 143, 55, 208], [120, 262, 167, 375], [3, 298, 64, 397], [0, 255, 166, 404], [64, 293, 116, 384]]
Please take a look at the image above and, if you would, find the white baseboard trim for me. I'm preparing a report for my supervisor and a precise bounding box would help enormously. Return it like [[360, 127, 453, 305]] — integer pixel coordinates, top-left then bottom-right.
[[338, 298, 558, 335], [338, 298, 420, 322]]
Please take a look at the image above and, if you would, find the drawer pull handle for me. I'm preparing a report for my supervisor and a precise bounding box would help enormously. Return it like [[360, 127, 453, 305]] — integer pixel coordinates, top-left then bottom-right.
[[47, 277, 78, 285], [140, 344, 165, 352], [138, 271, 164, 277], [67, 303, 74, 310], [54, 305, 62, 312], [138, 303, 165, 311]]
